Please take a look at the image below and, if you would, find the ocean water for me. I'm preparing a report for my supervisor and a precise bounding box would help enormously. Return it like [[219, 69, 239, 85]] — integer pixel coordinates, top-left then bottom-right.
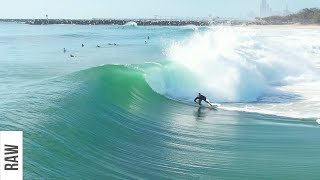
[[1, 23, 320, 179]]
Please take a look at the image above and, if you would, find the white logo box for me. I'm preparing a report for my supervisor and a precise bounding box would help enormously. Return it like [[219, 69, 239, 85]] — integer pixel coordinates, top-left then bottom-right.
[[0, 131, 23, 180]]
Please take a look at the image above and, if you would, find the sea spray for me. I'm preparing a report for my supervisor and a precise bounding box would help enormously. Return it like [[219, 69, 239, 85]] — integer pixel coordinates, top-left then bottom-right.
[[124, 21, 138, 27], [153, 26, 317, 103]]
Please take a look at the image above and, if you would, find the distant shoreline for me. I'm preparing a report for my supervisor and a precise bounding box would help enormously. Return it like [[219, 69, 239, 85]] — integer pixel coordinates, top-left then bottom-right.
[[1, 8, 319, 27], [0, 19, 319, 27], [240, 24, 320, 29], [0, 19, 216, 26]]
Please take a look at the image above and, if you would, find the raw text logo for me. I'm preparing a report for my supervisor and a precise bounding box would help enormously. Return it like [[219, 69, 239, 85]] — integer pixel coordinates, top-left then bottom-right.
[[0, 131, 23, 180]]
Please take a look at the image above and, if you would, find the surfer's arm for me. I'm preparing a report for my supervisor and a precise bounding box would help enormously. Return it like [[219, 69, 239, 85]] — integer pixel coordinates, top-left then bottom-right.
[[194, 97, 199, 103]]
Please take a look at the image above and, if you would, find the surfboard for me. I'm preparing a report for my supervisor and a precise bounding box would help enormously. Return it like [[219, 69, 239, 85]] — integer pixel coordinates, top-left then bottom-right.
[[202, 104, 219, 109], [184, 102, 220, 109]]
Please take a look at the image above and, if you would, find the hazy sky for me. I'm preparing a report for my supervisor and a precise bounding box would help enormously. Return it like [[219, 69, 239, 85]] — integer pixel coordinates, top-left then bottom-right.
[[0, 0, 319, 19]]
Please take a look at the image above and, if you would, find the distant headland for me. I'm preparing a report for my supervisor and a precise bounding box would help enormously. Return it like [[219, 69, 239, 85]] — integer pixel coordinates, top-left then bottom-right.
[[257, 8, 320, 25]]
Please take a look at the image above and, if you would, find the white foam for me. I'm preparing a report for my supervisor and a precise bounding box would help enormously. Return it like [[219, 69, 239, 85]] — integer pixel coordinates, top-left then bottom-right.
[[124, 21, 138, 27], [182, 25, 199, 31], [167, 27, 316, 100], [146, 26, 320, 119]]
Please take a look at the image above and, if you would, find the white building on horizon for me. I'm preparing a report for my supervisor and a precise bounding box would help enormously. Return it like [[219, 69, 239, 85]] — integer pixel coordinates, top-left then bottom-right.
[[260, 0, 272, 17], [283, 4, 291, 16]]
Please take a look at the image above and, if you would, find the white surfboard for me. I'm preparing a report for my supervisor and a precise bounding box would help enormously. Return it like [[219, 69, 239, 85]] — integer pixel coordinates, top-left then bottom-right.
[[183, 101, 220, 109], [202, 103, 220, 109]]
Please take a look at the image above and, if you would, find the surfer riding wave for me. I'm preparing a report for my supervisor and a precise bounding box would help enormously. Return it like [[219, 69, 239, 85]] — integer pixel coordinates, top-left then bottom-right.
[[194, 93, 213, 107]]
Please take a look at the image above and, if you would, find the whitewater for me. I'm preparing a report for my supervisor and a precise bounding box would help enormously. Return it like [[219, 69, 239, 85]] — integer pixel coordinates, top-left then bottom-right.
[[141, 26, 320, 119]]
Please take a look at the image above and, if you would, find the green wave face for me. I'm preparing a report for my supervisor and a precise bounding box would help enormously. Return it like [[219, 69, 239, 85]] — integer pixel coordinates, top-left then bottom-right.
[[23, 64, 205, 179], [71, 64, 173, 112], [9, 64, 319, 180]]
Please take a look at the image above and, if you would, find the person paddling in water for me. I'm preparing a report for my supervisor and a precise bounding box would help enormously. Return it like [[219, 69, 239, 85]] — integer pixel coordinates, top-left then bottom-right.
[[194, 93, 212, 107]]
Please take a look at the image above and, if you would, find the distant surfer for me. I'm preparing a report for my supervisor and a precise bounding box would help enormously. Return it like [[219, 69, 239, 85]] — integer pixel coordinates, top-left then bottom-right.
[[63, 48, 66, 53], [194, 93, 212, 107], [70, 54, 75, 58], [82, 44, 84, 47]]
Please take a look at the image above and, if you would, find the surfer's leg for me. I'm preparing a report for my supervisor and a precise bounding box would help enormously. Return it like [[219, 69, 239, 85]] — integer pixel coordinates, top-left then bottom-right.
[[199, 99, 202, 105], [205, 100, 212, 106]]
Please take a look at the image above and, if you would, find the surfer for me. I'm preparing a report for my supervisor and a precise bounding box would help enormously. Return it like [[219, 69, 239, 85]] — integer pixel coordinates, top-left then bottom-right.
[[194, 93, 212, 107]]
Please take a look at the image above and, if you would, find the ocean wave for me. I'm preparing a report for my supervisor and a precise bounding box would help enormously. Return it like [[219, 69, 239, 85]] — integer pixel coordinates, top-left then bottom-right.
[[64, 62, 320, 119]]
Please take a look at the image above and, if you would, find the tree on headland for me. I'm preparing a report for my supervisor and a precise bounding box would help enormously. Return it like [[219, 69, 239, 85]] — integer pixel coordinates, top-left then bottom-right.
[[257, 8, 320, 25]]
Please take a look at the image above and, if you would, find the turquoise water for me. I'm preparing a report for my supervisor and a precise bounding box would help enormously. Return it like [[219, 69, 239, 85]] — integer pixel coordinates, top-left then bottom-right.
[[1, 23, 320, 179]]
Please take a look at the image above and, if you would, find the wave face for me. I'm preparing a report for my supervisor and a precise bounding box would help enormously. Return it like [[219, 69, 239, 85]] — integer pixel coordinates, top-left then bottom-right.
[[17, 64, 320, 179], [65, 64, 174, 117]]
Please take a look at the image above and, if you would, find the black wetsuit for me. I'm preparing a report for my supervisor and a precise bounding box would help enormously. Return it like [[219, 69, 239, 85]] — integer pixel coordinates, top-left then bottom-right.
[[194, 95, 207, 105]]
